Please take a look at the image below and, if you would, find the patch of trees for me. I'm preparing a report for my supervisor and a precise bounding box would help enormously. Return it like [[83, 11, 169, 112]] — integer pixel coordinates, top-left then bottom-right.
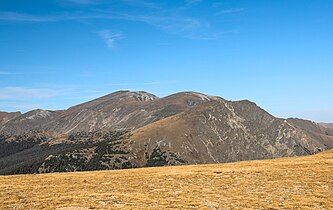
[[0, 134, 46, 159], [146, 146, 187, 167], [40, 130, 135, 173]]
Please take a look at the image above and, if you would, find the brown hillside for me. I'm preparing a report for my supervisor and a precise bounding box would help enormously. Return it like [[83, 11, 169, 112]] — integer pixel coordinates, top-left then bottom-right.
[[130, 100, 333, 166]]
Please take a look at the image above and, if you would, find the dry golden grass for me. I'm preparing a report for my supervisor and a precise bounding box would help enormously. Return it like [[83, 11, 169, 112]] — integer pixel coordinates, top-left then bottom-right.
[[1, 150, 333, 209]]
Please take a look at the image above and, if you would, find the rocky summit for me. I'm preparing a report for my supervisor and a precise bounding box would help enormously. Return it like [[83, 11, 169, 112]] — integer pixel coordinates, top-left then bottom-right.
[[0, 90, 332, 175]]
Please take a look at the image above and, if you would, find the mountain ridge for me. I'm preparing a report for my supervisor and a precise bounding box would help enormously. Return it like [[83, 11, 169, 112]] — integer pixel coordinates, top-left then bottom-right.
[[0, 90, 332, 175]]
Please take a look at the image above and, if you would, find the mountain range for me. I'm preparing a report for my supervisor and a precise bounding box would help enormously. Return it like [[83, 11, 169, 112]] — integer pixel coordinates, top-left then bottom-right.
[[0, 90, 332, 175]]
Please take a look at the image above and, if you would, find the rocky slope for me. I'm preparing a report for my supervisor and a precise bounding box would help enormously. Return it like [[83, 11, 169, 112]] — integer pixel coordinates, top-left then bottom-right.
[[129, 100, 332, 166], [0, 110, 62, 134], [0, 111, 21, 127], [0, 90, 332, 174]]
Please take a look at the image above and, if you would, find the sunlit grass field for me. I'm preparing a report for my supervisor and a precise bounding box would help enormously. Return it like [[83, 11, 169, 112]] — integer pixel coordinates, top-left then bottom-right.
[[1, 150, 333, 209]]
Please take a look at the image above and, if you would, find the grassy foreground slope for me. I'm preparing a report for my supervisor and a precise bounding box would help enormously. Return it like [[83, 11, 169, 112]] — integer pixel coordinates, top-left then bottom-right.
[[1, 150, 333, 209]]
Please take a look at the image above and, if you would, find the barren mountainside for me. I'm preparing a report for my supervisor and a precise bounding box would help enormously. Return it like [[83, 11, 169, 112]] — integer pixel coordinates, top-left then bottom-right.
[[0, 90, 332, 175], [130, 100, 331, 166], [0, 91, 220, 134], [0, 111, 21, 127]]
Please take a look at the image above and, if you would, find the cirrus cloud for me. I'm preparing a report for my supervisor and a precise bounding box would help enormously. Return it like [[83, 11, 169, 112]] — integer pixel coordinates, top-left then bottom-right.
[[97, 30, 125, 48]]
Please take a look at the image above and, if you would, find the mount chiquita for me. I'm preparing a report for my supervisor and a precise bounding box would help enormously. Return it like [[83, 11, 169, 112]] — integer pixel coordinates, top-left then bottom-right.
[[0, 90, 332, 175]]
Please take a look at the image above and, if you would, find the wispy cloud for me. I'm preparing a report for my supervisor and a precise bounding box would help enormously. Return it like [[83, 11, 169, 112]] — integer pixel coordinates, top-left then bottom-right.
[[108, 82, 139, 86], [0, 71, 18, 75], [121, 0, 161, 9], [0, 1, 240, 40], [0, 65, 59, 76], [212, 2, 223, 8], [0, 12, 57, 22], [0, 86, 106, 102], [108, 80, 178, 86], [185, 0, 202, 6], [143, 81, 177, 85], [215, 8, 245, 16], [189, 30, 238, 40], [0, 85, 145, 112], [0, 71, 48, 75], [0, 102, 42, 111], [97, 30, 124, 48], [109, 12, 215, 39], [0, 11, 214, 39], [0, 87, 61, 100], [1, 65, 57, 70], [0, 11, 110, 22], [63, 0, 97, 4]]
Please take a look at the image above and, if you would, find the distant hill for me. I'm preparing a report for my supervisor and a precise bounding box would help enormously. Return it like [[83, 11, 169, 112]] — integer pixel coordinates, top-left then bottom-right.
[[0, 90, 332, 174], [319, 122, 333, 129]]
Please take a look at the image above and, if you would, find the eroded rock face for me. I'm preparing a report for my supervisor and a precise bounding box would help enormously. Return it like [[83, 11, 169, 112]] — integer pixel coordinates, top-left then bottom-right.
[[0, 90, 332, 174]]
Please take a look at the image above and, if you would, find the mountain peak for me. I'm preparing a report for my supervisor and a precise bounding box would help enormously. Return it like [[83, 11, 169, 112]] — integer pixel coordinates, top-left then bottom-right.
[[162, 91, 224, 104], [126, 91, 158, 101], [24, 109, 52, 120], [98, 90, 158, 102]]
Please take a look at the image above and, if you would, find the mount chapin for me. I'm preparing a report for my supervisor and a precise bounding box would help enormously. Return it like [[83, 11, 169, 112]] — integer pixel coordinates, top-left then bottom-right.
[[0, 90, 332, 174]]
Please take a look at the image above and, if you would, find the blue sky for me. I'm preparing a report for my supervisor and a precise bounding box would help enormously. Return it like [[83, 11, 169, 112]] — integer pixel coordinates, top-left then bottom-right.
[[0, 0, 332, 122]]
